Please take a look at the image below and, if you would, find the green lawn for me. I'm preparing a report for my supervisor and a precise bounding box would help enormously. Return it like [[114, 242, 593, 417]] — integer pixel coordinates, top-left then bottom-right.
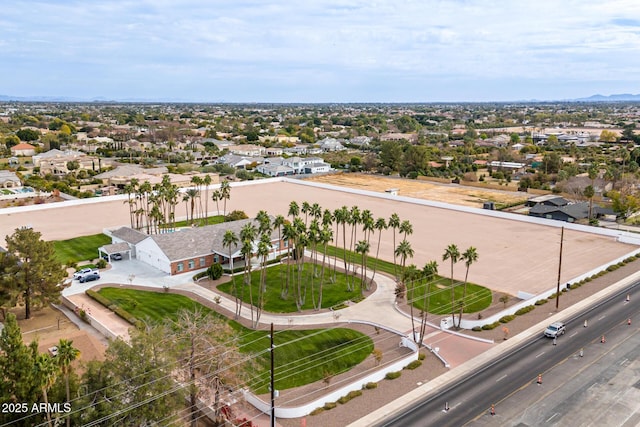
[[96, 287, 373, 394], [217, 262, 363, 312], [52, 234, 112, 265], [407, 278, 492, 314], [318, 245, 398, 277], [167, 215, 225, 229]]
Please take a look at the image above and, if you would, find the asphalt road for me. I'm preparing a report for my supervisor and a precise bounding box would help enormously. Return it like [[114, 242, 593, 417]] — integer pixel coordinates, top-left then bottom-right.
[[377, 281, 640, 427]]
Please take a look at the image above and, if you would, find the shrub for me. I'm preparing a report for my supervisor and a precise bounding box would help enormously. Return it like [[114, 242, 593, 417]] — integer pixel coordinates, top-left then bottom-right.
[[481, 321, 501, 330], [535, 299, 548, 305], [96, 259, 107, 269], [323, 402, 337, 410], [499, 315, 516, 323], [515, 305, 535, 315], [207, 263, 224, 280], [405, 360, 422, 370], [337, 395, 351, 404], [347, 390, 362, 399], [310, 408, 325, 415], [606, 265, 619, 272], [364, 382, 378, 390], [472, 326, 482, 332], [86, 289, 112, 307], [418, 352, 426, 361], [193, 271, 208, 281], [385, 371, 402, 380]]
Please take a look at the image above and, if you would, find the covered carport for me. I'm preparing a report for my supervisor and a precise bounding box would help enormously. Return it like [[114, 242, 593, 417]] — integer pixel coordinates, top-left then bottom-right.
[[98, 242, 132, 262]]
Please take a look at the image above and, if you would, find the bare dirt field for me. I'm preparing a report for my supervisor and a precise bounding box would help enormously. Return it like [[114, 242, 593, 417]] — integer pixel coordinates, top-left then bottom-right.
[[307, 173, 526, 208], [14, 305, 106, 368]]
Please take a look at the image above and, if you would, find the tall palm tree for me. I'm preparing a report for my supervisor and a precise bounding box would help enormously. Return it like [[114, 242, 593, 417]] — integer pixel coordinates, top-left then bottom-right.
[[212, 189, 221, 217], [301, 201, 311, 226], [419, 261, 439, 345], [220, 180, 231, 217], [355, 239, 370, 295], [191, 175, 203, 222], [282, 222, 295, 298], [56, 339, 80, 427], [255, 233, 271, 327], [317, 225, 333, 310], [369, 217, 387, 287], [240, 223, 257, 324], [223, 230, 240, 318], [394, 239, 414, 282], [34, 353, 58, 427], [288, 200, 300, 221], [442, 244, 461, 327], [348, 206, 361, 282], [184, 188, 199, 224], [388, 213, 401, 277], [334, 206, 349, 279], [203, 174, 212, 224], [399, 220, 413, 241], [458, 247, 479, 328]]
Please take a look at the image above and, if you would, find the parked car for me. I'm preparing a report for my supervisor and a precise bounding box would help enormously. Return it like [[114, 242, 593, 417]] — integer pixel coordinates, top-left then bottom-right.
[[544, 321, 566, 338], [111, 253, 123, 261], [79, 272, 100, 283], [73, 268, 97, 280]]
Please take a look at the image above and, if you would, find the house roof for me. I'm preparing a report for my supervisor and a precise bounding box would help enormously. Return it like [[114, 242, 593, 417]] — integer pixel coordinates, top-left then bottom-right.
[[111, 226, 149, 244], [11, 143, 36, 150], [147, 218, 280, 262]]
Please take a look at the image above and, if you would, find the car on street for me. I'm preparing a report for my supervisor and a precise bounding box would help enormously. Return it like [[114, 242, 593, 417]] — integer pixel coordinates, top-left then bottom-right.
[[73, 268, 98, 280], [78, 272, 100, 283], [544, 321, 566, 338]]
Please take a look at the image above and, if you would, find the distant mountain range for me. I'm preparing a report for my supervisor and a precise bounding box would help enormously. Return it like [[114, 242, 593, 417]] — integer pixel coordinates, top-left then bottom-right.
[[2, 93, 640, 103]]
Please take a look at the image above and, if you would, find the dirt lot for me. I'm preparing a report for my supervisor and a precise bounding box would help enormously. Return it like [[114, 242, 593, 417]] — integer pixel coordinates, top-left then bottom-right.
[[13, 305, 106, 368], [307, 173, 526, 208]]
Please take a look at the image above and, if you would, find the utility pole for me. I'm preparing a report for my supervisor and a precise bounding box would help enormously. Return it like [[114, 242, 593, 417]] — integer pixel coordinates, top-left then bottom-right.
[[270, 322, 276, 427], [556, 227, 564, 310]]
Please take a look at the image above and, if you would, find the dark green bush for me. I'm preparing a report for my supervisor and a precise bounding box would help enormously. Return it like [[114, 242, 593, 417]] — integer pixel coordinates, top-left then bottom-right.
[[323, 402, 337, 410], [515, 305, 535, 315], [364, 382, 378, 389], [385, 371, 401, 380], [207, 263, 224, 280], [535, 299, 548, 305], [499, 315, 516, 323], [86, 289, 112, 307], [310, 407, 325, 415], [405, 360, 422, 370]]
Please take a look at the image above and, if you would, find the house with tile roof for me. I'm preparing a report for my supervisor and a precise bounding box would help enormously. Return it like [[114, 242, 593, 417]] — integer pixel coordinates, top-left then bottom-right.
[[105, 218, 288, 275], [10, 142, 37, 156]]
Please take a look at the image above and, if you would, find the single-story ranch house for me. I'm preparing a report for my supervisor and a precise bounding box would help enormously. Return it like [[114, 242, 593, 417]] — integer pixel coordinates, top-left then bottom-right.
[[104, 218, 288, 275]]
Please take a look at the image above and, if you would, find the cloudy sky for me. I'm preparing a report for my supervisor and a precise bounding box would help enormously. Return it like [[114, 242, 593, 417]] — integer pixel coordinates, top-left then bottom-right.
[[2, 0, 640, 102]]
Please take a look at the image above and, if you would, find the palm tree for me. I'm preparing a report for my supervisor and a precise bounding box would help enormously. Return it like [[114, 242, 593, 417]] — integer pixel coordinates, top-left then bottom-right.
[[56, 339, 80, 427], [288, 200, 300, 221], [317, 226, 333, 309], [255, 233, 271, 327], [334, 206, 349, 279], [223, 230, 240, 318], [418, 261, 439, 345], [240, 223, 257, 324], [220, 180, 231, 217], [212, 189, 221, 217], [282, 222, 295, 298], [388, 213, 401, 278], [203, 174, 212, 224], [458, 247, 479, 328], [191, 175, 203, 222], [394, 239, 414, 282], [184, 188, 199, 224], [355, 239, 370, 295], [34, 353, 58, 427], [301, 201, 311, 226], [348, 206, 361, 283], [399, 220, 413, 241], [443, 244, 461, 327], [369, 217, 387, 287]]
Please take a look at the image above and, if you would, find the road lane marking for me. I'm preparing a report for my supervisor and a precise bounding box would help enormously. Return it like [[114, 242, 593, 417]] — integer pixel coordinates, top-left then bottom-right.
[[496, 374, 507, 382], [620, 358, 628, 366], [536, 351, 545, 358], [569, 332, 578, 338], [598, 315, 606, 320], [546, 413, 559, 422]]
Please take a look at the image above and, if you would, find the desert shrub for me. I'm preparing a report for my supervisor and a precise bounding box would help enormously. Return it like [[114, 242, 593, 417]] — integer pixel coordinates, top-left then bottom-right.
[[515, 305, 535, 315], [606, 265, 619, 272], [385, 371, 402, 380], [364, 382, 378, 390], [481, 321, 501, 330], [418, 352, 426, 361], [347, 390, 362, 399], [310, 408, 325, 415], [338, 395, 351, 404], [405, 360, 422, 370], [535, 299, 548, 305], [96, 259, 107, 269], [499, 315, 516, 323], [472, 326, 482, 332], [323, 402, 337, 410]]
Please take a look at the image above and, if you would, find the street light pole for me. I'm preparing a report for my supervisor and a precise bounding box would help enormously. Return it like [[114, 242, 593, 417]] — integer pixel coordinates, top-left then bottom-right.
[[270, 322, 275, 427], [556, 226, 564, 310]]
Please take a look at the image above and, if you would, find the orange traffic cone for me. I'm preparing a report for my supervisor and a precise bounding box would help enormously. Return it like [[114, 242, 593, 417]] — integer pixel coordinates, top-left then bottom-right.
[[537, 374, 542, 385], [490, 404, 495, 416], [601, 335, 606, 343]]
